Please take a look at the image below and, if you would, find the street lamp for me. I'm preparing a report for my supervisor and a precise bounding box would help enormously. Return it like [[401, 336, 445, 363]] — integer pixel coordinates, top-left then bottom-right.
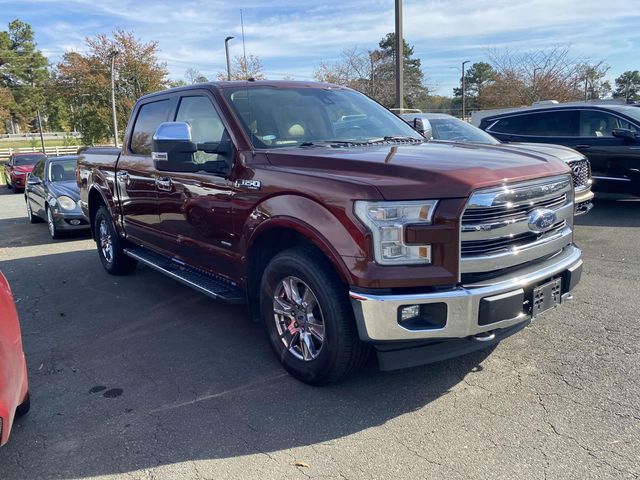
[[394, 0, 404, 111], [108, 50, 119, 148], [533, 67, 541, 102], [224, 36, 234, 81], [461, 60, 470, 120]]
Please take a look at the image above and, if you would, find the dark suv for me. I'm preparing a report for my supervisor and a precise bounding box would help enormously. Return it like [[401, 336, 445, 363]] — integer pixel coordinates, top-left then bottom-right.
[[479, 105, 640, 195]]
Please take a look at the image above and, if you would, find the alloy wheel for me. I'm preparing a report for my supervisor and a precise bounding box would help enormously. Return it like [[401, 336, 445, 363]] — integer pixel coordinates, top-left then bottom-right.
[[98, 219, 114, 264], [273, 276, 325, 361]]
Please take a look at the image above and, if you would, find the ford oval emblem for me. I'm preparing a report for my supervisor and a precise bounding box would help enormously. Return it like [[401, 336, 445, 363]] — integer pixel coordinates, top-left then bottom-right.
[[528, 208, 557, 233]]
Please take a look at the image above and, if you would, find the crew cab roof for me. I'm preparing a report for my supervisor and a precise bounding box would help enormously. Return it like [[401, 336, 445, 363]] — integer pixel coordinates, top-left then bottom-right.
[[140, 80, 349, 101]]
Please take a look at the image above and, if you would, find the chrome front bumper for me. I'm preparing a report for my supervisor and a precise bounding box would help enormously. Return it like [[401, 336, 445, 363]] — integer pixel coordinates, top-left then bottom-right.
[[350, 245, 582, 342]]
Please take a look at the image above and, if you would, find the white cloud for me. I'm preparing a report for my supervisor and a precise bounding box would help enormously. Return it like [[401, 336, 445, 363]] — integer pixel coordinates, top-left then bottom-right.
[[3, 0, 639, 93]]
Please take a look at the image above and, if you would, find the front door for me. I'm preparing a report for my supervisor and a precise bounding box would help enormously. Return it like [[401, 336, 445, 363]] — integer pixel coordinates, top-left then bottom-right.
[[155, 93, 240, 280], [575, 109, 640, 187], [116, 97, 175, 248]]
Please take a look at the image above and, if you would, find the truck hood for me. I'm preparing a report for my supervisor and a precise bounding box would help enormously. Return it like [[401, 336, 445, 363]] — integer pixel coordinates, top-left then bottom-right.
[[266, 141, 570, 200], [505, 142, 586, 163]]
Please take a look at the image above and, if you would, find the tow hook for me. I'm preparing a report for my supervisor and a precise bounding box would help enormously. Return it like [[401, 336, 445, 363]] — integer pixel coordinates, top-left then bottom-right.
[[472, 331, 496, 342]]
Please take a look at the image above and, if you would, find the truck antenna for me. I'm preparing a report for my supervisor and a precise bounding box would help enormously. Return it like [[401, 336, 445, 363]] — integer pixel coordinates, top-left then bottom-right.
[[240, 9, 247, 77]]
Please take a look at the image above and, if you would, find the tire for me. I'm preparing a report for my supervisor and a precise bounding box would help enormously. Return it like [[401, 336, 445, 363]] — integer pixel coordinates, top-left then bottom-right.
[[260, 246, 370, 385], [15, 393, 30, 417], [46, 205, 64, 239], [94, 206, 137, 275], [26, 198, 41, 224]]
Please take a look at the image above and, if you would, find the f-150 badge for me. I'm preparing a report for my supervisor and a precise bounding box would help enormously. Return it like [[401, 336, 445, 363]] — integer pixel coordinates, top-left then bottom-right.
[[234, 179, 261, 190]]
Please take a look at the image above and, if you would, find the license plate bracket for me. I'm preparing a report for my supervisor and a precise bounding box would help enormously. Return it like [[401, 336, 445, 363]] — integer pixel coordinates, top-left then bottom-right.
[[531, 278, 562, 317]]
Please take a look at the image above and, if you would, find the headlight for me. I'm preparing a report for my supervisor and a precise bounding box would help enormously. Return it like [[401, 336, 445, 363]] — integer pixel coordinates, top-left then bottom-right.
[[354, 200, 438, 265], [57, 195, 77, 211]]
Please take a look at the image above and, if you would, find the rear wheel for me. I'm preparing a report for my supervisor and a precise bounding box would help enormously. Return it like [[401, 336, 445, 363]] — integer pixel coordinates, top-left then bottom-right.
[[260, 246, 369, 385], [26, 198, 40, 224], [94, 206, 137, 275]]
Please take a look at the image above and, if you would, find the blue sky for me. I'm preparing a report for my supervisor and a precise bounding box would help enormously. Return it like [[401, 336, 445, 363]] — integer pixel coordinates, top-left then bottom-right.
[[1, 0, 639, 95]]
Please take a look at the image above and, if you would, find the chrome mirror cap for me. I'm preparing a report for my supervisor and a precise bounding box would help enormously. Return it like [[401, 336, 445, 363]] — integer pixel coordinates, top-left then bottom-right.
[[153, 122, 192, 141]]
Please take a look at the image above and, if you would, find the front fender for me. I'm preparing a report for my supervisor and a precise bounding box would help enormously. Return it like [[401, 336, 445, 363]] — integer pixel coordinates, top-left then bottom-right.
[[241, 195, 369, 285]]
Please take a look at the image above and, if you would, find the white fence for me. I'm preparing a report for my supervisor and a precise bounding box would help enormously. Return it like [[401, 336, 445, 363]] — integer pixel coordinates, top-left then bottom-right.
[[0, 146, 81, 162]]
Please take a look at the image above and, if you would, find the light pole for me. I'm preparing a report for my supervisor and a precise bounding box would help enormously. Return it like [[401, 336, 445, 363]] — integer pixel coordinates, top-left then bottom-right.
[[108, 50, 119, 148], [394, 0, 404, 111], [461, 60, 470, 120], [225, 36, 234, 81], [533, 67, 541, 102]]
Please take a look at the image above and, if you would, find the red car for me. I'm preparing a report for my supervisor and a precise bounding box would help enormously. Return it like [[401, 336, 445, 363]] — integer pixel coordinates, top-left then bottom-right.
[[3, 153, 47, 193], [0, 272, 29, 446]]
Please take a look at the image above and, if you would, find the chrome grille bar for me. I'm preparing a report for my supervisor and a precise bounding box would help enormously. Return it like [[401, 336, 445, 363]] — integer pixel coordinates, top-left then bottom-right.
[[461, 175, 574, 274]]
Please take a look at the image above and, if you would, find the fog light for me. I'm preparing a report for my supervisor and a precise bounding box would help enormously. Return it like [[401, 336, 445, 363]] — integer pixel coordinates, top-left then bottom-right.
[[69, 219, 81, 225], [398, 303, 448, 330], [400, 305, 420, 322]]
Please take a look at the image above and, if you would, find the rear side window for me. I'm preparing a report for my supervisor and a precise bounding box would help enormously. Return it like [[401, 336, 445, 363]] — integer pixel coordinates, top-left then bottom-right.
[[130, 99, 172, 155], [490, 111, 577, 136]]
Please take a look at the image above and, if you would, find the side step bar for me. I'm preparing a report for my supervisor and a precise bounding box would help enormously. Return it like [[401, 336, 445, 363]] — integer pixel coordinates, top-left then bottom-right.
[[124, 247, 245, 304]]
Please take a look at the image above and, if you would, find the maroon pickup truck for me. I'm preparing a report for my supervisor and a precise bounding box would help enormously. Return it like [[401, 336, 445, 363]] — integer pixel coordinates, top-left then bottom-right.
[[77, 81, 583, 385]]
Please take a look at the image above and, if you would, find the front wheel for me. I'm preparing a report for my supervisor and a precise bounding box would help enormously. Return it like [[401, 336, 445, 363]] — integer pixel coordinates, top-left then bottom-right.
[[260, 246, 370, 385], [94, 206, 137, 275], [46, 206, 63, 239]]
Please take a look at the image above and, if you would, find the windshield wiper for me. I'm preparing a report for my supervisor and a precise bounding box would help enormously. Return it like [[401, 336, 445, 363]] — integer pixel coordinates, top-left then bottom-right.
[[299, 140, 361, 147], [374, 135, 424, 143]]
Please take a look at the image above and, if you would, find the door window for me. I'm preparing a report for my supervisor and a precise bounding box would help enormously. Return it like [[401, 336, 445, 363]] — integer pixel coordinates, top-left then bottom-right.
[[175, 96, 227, 163], [130, 99, 172, 155], [491, 110, 577, 136], [579, 110, 639, 136]]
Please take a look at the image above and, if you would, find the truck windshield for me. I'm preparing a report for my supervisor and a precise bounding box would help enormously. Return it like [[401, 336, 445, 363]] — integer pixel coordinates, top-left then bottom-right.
[[222, 86, 423, 149]]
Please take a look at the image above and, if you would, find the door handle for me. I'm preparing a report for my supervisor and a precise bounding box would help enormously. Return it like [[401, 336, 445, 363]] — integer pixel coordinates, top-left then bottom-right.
[[156, 177, 173, 192], [574, 144, 590, 150]]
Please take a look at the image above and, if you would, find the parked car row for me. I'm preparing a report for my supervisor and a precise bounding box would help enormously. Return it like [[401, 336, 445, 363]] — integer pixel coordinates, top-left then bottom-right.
[[400, 112, 595, 214]]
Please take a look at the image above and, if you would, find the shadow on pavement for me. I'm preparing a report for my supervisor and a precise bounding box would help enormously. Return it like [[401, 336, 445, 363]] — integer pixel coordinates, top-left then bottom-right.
[[0, 249, 493, 479], [576, 193, 640, 228]]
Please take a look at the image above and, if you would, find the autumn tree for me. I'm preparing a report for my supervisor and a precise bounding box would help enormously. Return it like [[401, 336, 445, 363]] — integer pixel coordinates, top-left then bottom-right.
[[613, 70, 640, 102], [217, 54, 264, 81], [56, 30, 168, 144], [0, 19, 49, 133]]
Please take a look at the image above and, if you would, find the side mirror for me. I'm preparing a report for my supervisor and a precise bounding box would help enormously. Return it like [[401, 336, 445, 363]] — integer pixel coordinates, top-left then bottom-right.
[[414, 118, 433, 140], [152, 122, 232, 173], [27, 176, 41, 186], [612, 128, 637, 142]]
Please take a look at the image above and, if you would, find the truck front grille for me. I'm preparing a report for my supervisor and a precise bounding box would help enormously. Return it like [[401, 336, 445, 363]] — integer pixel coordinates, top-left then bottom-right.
[[460, 175, 574, 274]]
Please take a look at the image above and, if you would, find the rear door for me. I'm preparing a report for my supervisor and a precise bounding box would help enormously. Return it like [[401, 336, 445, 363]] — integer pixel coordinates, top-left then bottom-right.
[[116, 96, 176, 248], [486, 109, 579, 146], [155, 92, 239, 279]]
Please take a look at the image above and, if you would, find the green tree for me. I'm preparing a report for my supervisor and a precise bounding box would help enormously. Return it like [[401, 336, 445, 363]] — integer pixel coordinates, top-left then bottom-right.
[[452, 62, 496, 112], [313, 33, 429, 109], [56, 30, 168, 144], [374, 33, 429, 108], [0, 19, 49, 132], [613, 70, 640, 102]]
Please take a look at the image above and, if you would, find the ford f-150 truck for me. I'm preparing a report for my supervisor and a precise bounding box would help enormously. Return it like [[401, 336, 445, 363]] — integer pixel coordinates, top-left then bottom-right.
[[77, 81, 583, 385]]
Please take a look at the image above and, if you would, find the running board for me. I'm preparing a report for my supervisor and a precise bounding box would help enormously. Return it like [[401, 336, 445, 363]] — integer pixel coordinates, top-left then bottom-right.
[[124, 247, 245, 304]]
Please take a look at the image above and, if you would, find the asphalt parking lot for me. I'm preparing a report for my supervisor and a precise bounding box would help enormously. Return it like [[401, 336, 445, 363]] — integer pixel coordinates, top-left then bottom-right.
[[0, 186, 638, 480]]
